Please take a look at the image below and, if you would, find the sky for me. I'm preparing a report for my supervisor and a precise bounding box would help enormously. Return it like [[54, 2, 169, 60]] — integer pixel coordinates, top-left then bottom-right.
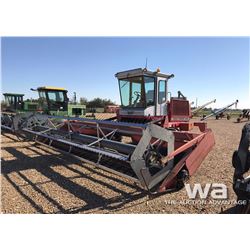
[[1, 37, 249, 108]]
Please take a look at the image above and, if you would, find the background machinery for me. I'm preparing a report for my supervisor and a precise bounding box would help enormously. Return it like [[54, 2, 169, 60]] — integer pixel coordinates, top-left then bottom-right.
[[32, 86, 86, 116], [1, 68, 215, 194], [104, 105, 120, 113], [237, 109, 250, 123], [2, 86, 86, 132], [2, 87, 86, 117], [191, 99, 216, 118], [201, 100, 239, 120], [232, 122, 250, 213], [2, 93, 39, 112]]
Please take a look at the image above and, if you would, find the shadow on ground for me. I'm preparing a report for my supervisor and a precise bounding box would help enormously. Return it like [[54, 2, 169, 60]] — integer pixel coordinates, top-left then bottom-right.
[[1, 132, 149, 214]]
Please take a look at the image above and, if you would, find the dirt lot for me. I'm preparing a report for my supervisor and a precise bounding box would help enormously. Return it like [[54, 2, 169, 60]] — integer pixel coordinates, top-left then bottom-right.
[[1, 119, 246, 214]]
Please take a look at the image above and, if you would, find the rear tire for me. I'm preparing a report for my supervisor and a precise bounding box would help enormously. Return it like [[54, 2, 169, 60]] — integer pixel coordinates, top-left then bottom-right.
[[176, 169, 189, 189], [235, 200, 250, 214]]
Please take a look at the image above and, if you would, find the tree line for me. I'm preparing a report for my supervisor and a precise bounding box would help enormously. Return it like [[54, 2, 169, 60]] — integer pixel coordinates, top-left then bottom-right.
[[78, 97, 116, 108]]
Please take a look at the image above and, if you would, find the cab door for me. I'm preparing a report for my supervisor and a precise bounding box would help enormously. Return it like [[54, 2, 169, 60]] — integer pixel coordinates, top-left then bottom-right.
[[156, 78, 167, 116]]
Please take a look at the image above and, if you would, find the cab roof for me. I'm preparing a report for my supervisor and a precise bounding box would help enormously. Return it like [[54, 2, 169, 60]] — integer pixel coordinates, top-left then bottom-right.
[[3, 93, 24, 97], [115, 68, 174, 80], [37, 86, 67, 91]]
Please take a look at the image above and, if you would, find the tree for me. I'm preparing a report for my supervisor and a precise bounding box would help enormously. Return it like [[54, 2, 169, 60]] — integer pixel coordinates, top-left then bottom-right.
[[87, 98, 116, 108], [79, 97, 88, 105], [87, 98, 104, 108], [1, 99, 7, 109], [78, 97, 116, 107], [103, 98, 116, 106]]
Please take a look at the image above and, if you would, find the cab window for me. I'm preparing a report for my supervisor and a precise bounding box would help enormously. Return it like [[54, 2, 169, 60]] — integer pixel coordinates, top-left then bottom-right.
[[158, 80, 166, 104], [144, 77, 155, 107], [47, 91, 65, 102]]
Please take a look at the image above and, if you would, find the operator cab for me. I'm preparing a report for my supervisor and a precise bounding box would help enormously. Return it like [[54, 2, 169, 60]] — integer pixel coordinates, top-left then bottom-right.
[[116, 68, 191, 123], [3, 93, 24, 111], [33, 87, 69, 114], [116, 68, 174, 118]]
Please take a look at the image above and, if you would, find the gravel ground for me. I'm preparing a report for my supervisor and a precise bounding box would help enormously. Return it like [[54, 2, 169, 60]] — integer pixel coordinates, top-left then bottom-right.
[[1, 119, 246, 214]]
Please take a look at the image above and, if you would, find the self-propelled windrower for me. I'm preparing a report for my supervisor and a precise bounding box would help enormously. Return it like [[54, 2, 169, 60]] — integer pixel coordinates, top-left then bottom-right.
[[2, 68, 215, 194]]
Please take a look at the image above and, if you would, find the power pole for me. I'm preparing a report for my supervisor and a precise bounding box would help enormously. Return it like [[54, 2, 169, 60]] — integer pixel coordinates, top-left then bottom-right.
[[73, 92, 77, 104]]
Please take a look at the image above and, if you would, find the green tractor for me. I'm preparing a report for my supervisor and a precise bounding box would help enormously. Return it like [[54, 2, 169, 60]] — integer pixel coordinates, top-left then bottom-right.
[[2, 87, 86, 117], [32, 86, 86, 116], [2, 93, 39, 113]]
